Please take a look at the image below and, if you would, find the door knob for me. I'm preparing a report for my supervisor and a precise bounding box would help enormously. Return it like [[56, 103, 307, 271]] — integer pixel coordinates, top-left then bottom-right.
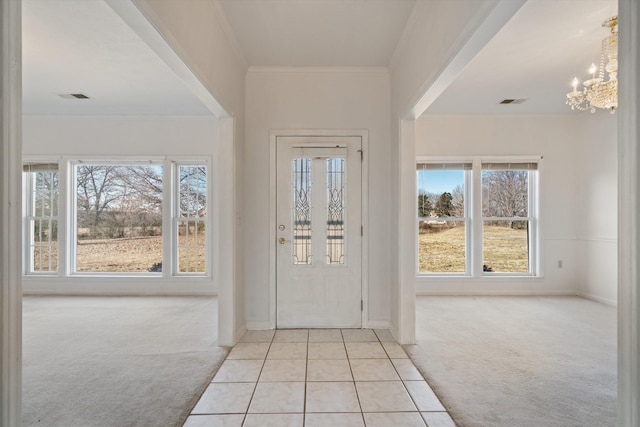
[[279, 237, 286, 245]]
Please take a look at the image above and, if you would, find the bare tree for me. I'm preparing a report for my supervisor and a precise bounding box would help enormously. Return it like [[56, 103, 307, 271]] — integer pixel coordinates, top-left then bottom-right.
[[76, 165, 164, 239], [76, 165, 121, 238], [451, 184, 464, 218], [482, 170, 528, 228]]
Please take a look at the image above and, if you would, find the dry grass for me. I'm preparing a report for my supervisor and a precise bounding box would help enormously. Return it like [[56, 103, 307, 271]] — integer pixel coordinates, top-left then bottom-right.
[[76, 236, 163, 272], [419, 225, 528, 273], [32, 234, 206, 273]]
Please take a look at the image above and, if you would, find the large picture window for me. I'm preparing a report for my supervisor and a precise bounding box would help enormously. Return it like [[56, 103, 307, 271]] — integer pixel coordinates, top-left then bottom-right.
[[417, 158, 539, 277], [74, 163, 163, 273], [23, 158, 210, 278]]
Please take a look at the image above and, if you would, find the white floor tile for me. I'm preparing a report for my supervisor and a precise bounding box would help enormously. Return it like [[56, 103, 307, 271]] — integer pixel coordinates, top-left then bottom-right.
[[308, 329, 344, 342], [345, 342, 387, 359], [373, 329, 396, 342], [421, 411, 457, 427], [305, 413, 365, 427], [259, 359, 306, 382], [307, 359, 353, 381], [355, 381, 417, 412], [382, 341, 408, 358], [273, 329, 309, 343], [349, 358, 399, 381], [213, 359, 264, 382], [341, 329, 378, 342], [364, 412, 426, 427], [308, 342, 347, 359], [191, 382, 255, 414], [188, 329, 455, 427], [226, 343, 270, 360], [306, 382, 361, 413], [391, 358, 424, 381], [248, 382, 305, 413], [238, 330, 275, 343], [267, 342, 308, 359], [243, 413, 303, 427], [183, 414, 245, 427], [405, 381, 446, 411]]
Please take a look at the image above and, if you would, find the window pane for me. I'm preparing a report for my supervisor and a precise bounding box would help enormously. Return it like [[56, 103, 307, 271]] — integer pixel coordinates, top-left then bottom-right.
[[326, 158, 345, 265], [177, 165, 207, 274], [31, 219, 58, 272], [482, 170, 529, 217], [27, 170, 59, 273], [418, 221, 466, 273], [417, 169, 465, 218], [75, 165, 163, 273], [293, 158, 312, 265], [483, 220, 529, 273], [177, 220, 206, 273]]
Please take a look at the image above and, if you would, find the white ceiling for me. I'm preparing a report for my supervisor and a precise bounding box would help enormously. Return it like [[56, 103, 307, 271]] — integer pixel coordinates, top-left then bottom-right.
[[217, 0, 416, 67], [22, 0, 212, 115], [425, 0, 618, 115], [21, 0, 618, 116]]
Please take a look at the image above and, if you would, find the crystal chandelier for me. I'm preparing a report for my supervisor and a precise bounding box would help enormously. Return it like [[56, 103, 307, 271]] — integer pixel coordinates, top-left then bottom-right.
[[566, 16, 618, 113]]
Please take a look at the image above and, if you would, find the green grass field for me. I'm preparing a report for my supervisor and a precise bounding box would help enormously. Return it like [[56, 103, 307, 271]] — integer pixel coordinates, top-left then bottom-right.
[[419, 224, 529, 273]]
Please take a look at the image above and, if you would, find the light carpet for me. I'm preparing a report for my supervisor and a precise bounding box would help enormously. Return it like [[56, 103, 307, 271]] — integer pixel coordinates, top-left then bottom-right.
[[23, 296, 227, 427], [407, 296, 616, 427]]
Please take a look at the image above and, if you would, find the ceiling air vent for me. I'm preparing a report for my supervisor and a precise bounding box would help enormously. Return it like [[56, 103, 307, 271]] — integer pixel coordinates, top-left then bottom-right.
[[499, 98, 526, 104], [58, 93, 90, 99]]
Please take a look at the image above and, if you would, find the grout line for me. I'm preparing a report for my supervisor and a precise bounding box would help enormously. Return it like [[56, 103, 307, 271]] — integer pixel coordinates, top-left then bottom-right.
[[186, 329, 454, 426], [240, 334, 274, 424]]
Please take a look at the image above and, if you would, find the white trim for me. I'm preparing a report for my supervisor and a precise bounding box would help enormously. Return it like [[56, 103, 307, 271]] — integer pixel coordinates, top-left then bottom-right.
[[246, 321, 272, 331], [417, 289, 574, 297], [1, 0, 22, 423], [210, 0, 249, 70], [365, 320, 390, 330], [22, 277, 215, 296], [105, 0, 230, 118], [408, 0, 526, 118], [216, 117, 238, 346], [397, 119, 417, 344], [575, 291, 617, 308], [269, 129, 369, 330], [618, 0, 640, 425], [248, 66, 389, 75]]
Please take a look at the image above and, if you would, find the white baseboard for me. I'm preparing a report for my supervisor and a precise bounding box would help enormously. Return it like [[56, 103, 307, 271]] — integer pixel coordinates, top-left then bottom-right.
[[22, 278, 216, 296], [416, 289, 575, 297], [575, 291, 617, 307], [246, 321, 273, 330], [365, 320, 390, 329]]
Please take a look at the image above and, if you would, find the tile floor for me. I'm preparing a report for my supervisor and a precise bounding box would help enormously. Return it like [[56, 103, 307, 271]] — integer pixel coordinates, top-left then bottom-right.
[[183, 329, 456, 427]]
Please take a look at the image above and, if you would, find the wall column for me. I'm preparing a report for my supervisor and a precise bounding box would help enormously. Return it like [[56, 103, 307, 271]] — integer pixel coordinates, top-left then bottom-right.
[[618, 0, 640, 425], [396, 119, 416, 344], [1, 0, 23, 424]]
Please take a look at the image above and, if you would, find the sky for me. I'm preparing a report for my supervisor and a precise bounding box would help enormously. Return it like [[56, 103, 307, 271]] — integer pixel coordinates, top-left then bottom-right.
[[417, 170, 464, 195]]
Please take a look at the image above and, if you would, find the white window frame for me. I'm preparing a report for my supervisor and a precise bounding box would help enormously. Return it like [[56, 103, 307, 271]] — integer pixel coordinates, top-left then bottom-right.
[[22, 163, 60, 275], [416, 156, 541, 278], [416, 162, 472, 276], [481, 161, 539, 276], [172, 161, 210, 276], [22, 156, 212, 279]]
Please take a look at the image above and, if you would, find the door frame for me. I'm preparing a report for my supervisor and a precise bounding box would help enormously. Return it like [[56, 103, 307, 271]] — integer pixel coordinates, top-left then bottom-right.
[[269, 129, 369, 329]]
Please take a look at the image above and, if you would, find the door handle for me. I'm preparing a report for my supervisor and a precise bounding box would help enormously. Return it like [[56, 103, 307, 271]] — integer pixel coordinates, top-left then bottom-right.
[[279, 237, 286, 245]]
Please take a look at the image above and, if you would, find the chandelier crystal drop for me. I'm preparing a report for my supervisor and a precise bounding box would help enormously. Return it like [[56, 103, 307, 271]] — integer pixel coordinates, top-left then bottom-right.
[[566, 16, 618, 114]]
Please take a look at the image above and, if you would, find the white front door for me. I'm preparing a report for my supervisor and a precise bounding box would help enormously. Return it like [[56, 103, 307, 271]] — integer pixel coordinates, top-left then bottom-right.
[[276, 136, 362, 328]]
